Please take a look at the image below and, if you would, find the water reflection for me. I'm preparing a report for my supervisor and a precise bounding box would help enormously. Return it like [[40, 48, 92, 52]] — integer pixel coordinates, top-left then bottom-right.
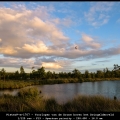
[[0, 80, 120, 104], [0, 89, 19, 96]]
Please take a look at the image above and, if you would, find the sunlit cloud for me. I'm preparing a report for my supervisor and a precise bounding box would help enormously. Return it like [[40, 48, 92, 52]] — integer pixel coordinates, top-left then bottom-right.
[[81, 33, 101, 49], [0, 2, 120, 73], [0, 46, 17, 55], [82, 33, 93, 42], [42, 62, 62, 69], [23, 41, 48, 53], [0, 6, 69, 58]]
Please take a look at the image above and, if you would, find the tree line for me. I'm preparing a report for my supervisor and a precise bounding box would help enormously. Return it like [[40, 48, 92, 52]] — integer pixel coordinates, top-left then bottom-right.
[[0, 65, 120, 81]]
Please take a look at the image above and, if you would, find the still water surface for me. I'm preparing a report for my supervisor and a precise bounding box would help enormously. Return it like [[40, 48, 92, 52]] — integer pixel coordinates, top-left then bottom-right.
[[0, 80, 120, 104]]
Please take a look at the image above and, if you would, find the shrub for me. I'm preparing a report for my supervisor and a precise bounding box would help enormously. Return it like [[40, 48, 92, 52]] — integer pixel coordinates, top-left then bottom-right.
[[17, 88, 40, 99]]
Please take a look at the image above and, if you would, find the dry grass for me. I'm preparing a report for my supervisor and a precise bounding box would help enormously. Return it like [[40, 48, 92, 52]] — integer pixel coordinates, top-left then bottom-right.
[[0, 88, 120, 112], [0, 78, 120, 89]]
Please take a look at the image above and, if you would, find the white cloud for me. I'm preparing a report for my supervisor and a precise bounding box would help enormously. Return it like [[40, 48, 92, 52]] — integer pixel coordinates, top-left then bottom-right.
[[81, 33, 101, 49], [52, 17, 74, 27], [0, 6, 69, 58], [84, 2, 114, 27], [23, 41, 48, 53], [42, 62, 62, 69], [82, 33, 93, 42], [117, 18, 120, 23]]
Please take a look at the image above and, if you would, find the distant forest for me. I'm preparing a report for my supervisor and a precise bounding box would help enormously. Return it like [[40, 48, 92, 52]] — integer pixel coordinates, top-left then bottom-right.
[[0, 64, 120, 81]]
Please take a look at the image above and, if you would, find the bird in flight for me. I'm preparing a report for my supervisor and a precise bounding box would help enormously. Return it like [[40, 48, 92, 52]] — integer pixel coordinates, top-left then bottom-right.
[[32, 66, 34, 69], [75, 46, 77, 49]]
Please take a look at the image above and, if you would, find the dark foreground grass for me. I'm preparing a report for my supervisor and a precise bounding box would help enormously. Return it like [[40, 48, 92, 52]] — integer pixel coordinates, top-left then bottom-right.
[[0, 88, 120, 112]]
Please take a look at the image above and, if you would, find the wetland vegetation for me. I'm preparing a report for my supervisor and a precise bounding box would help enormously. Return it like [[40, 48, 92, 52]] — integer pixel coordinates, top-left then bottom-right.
[[0, 87, 120, 112]]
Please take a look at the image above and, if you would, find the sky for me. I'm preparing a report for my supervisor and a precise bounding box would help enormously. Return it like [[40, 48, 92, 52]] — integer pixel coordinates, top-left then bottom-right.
[[0, 1, 120, 73]]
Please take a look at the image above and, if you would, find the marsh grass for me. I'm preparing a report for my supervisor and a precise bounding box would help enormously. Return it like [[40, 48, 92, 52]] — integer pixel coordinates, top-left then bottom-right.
[[17, 87, 40, 99], [62, 95, 120, 112], [0, 78, 85, 89], [0, 78, 120, 89], [0, 80, 38, 89], [40, 78, 80, 85], [0, 88, 120, 112]]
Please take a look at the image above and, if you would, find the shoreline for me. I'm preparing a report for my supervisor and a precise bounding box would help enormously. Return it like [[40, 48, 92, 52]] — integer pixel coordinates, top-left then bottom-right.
[[0, 78, 120, 89]]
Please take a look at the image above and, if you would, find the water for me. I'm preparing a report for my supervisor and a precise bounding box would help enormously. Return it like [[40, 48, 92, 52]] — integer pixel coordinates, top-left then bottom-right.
[[0, 80, 120, 104]]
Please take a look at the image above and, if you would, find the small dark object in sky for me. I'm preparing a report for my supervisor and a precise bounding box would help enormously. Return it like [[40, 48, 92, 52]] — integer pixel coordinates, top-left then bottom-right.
[[32, 66, 34, 69], [75, 46, 77, 49], [114, 96, 117, 100]]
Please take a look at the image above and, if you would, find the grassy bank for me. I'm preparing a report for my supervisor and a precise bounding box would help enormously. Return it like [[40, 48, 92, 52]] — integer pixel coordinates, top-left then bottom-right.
[[0, 78, 120, 89], [0, 88, 120, 112], [0, 80, 38, 89]]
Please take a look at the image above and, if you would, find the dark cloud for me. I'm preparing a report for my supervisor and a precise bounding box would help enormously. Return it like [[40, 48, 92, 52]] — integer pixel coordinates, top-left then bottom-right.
[[96, 60, 110, 62], [40, 56, 56, 62], [0, 57, 34, 69], [92, 63, 97, 65], [34, 56, 56, 65]]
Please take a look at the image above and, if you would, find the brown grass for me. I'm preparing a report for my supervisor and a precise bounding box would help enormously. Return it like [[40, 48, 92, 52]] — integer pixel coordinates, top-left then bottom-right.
[[0, 88, 120, 112]]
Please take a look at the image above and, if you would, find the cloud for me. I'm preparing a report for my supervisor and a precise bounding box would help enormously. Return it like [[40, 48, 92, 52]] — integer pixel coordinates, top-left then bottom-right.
[[84, 2, 114, 27], [0, 56, 63, 70], [0, 57, 35, 68], [52, 17, 74, 27], [40, 56, 56, 63], [42, 62, 62, 69], [117, 18, 120, 23], [81, 33, 101, 49], [1, 3, 120, 72], [92, 63, 97, 65], [34, 56, 56, 66], [28, 17, 69, 44], [96, 60, 109, 62], [23, 41, 48, 53], [34, 57, 73, 70], [0, 6, 69, 58], [82, 33, 93, 42], [0, 46, 17, 55]]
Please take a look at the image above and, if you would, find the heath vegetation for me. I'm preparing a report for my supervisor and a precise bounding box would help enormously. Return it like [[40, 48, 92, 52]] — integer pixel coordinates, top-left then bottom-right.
[[0, 88, 120, 112]]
